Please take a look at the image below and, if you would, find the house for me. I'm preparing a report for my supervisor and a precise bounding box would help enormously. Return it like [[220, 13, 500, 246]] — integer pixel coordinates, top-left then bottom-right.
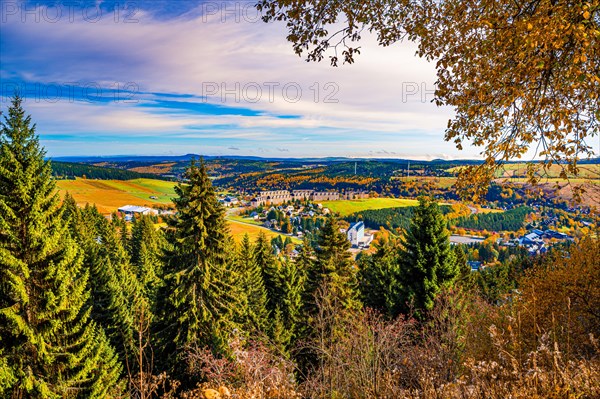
[[347, 221, 365, 247], [468, 261, 482, 271], [118, 205, 157, 217], [531, 229, 545, 237], [222, 196, 238, 206], [544, 229, 569, 240], [519, 233, 543, 246]]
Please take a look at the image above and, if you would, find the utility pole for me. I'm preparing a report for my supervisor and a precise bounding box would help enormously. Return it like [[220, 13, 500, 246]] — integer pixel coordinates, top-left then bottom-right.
[[407, 161, 410, 180], [355, 161, 357, 175]]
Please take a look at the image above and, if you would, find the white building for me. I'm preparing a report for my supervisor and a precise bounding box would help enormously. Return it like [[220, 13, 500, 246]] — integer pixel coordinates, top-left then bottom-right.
[[347, 221, 365, 247], [118, 205, 158, 221]]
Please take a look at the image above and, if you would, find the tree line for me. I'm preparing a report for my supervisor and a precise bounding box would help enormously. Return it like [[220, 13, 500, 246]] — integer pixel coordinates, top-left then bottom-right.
[[452, 206, 532, 232], [52, 161, 171, 181]]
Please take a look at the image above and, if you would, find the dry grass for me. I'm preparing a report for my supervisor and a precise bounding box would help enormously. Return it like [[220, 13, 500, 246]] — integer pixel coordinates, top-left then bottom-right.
[[56, 178, 177, 214], [227, 220, 300, 244]]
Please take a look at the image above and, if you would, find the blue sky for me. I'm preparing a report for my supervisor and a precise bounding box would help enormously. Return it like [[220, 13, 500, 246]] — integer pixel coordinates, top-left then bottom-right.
[[1, 0, 477, 159]]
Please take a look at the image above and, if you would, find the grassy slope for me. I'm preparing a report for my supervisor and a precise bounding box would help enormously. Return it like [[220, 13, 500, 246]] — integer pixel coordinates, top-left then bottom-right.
[[56, 178, 177, 213], [321, 198, 420, 216], [228, 220, 301, 243], [57, 178, 300, 242]]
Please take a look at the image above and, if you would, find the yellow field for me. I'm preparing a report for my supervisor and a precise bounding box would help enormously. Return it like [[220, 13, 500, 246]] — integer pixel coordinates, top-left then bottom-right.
[[56, 178, 177, 214], [228, 220, 300, 243], [321, 198, 420, 216], [56, 178, 303, 243]]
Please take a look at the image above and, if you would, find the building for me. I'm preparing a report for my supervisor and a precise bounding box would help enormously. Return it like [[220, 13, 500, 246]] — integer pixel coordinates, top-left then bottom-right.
[[347, 221, 365, 247], [292, 189, 314, 200], [312, 191, 340, 201], [117, 205, 158, 221], [118, 205, 157, 216], [250, 188, 368, 208], [343, 191, 369, 200], [218, 196, 239, 207], [468, 261, 482, 271]]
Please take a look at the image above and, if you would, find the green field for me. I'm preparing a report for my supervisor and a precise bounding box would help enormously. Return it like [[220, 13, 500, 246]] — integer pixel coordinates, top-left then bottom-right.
[[227, 214, 264, 226], [321, 198, 420, 216]]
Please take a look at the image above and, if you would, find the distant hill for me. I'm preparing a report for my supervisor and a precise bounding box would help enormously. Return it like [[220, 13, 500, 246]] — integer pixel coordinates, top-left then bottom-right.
[[51, 161, 173, 181]]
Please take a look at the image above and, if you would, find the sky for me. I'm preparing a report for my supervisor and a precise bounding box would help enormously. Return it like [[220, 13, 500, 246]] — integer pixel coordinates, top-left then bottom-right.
[[1, 0, 476, 159]]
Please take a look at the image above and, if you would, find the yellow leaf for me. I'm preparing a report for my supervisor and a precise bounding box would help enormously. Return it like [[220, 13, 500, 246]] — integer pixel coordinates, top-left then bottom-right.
[[583, 11, 590, 19], [527, 23, 533, 31]]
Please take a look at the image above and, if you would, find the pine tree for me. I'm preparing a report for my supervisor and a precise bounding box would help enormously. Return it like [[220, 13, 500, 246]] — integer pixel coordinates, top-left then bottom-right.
[[272, 259, 305, 353], [236, 234, 269, 333], [130, 214, 164, 302], [398, 196, 458, 318], [0, 96, 122, 397], [305, 217, 359, 313], [254, 231, 280, 313], [357, 234, 403, 318], [155, 159, 244, 382]]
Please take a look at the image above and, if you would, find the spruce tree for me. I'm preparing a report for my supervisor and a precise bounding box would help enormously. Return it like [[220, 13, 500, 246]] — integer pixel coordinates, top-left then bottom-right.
[[155, 159, 244, 382], [398, 196, 458, 318], [253, 232, 280, 313], [357, 234, 403, 318], [272, 259, 305, 353], [0, 96, 122, 397], [236, 234, 269, 333], [130, 214, 164, 302], [305, 217, 359, 313]]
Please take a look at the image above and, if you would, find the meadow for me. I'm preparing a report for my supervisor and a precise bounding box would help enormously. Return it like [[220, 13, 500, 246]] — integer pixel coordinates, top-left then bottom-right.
[[56, 178, 177, 214], [228, 220, 300, 243], [321, 198, 420, 216], [56, 178, 298, 242]]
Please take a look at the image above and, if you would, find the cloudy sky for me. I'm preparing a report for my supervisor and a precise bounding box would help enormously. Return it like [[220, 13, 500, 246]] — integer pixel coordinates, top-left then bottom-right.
[[1, 0, 474, 159]]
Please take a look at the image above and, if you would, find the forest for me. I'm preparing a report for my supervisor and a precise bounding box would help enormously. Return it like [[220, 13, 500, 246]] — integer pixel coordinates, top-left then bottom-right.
[[52, 161, 171, 181], [452, 206, 532, 232], [1, 98, 599, 398]]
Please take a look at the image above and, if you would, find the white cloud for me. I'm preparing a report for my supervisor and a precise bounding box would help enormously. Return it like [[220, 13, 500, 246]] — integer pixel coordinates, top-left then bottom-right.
[[1, 2, 467, 157]]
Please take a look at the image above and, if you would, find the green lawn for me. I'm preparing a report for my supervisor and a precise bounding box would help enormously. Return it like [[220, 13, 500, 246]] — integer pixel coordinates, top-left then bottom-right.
[[227, 214, 264, 226], [320, 198, 420, 216]]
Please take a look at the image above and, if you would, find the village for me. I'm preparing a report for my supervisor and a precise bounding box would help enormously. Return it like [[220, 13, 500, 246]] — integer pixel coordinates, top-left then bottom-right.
[[114, 187, 585, 261]]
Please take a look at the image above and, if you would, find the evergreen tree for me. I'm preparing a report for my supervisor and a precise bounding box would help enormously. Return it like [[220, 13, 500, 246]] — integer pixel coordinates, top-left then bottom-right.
[[236, 234, 269, 333], [0, 96, 122, 397], [453, 245, 471, 283], [304, 217, 360, 315], [272, 259, 305, 353], [398, 197, 458, 318], [130, 214, 164, 302], [254, 232, 280, 313], [357, 234, 403, 318], [155, 159, 244, 382], [295, 237, 314, 274]]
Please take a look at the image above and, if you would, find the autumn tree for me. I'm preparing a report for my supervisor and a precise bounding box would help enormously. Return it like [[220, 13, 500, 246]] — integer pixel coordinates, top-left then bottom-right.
[[257, 0, 600, 199]]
